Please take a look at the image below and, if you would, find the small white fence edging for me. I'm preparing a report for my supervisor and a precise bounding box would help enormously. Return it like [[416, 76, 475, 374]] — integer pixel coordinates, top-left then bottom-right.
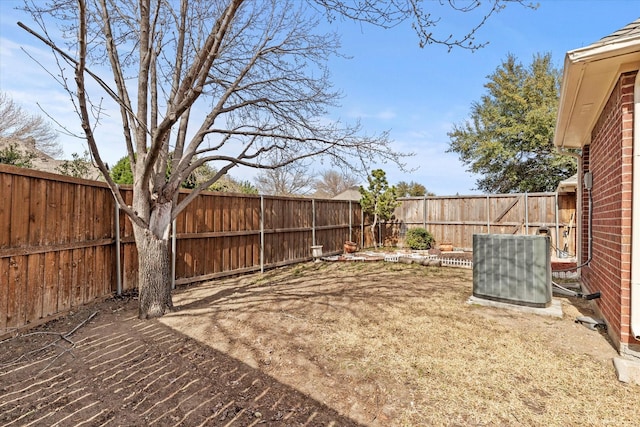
[[382, 252, 473, 269], [439, 257, 473, 269]]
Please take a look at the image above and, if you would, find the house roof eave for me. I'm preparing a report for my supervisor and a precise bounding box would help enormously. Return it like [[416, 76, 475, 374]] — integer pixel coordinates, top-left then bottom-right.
[[554, 30, 640, 150]]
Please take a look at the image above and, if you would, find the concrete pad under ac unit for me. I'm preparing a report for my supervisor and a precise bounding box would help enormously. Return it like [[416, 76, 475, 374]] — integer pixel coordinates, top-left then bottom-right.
[[467, 296, 563, 318]]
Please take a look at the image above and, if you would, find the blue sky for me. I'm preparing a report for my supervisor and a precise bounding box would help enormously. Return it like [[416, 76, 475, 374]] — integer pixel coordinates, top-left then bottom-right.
[[1, 1, 638, 195]]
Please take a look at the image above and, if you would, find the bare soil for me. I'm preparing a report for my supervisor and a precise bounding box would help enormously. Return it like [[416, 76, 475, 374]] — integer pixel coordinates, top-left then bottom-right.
[[1, 260, 638, 426]]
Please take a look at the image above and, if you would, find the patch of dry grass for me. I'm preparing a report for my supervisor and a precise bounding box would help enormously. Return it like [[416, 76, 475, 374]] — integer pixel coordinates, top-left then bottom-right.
[[163, 261, 639, 426]]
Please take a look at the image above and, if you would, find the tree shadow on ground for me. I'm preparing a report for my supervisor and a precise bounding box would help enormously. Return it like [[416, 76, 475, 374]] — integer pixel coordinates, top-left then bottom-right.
[[160, 261, 474, 424], [0, 295, 365, 426]]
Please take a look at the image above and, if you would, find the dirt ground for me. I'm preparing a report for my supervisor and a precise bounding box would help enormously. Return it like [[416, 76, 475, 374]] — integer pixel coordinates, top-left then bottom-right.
[[1, 260, 639, 426]]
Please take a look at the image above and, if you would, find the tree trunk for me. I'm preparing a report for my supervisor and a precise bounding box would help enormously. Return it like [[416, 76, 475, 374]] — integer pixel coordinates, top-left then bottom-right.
[[133, 201, 174, 319], [135, 228, 174, 319]]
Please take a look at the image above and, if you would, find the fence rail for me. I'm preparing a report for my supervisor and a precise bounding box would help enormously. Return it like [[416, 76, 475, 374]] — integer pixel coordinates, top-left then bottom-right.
[[0, 164, 575, 337]]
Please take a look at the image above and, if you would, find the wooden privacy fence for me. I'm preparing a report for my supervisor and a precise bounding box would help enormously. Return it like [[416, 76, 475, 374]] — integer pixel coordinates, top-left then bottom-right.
[[168, 194, 363, 286], [118, 190, 365, 290], [0, 166, 117, 338], [0, 164, 575, 337], [383, 193, 576, 255], [0, 165, 364, 338]]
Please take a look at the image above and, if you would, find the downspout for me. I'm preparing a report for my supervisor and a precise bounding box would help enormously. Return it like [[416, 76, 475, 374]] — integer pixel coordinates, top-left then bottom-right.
[[630, 71, 640, 340]]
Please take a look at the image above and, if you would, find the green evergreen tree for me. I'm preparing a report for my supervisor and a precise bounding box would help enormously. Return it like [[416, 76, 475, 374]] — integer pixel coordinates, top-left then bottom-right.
[[359, 169, 399, 248], [110, 154, 257, 194], [396, 181, 434, 197], [447, 53, 576, 193], [110, 154, 198, 187], [110, 155, 135, 184]]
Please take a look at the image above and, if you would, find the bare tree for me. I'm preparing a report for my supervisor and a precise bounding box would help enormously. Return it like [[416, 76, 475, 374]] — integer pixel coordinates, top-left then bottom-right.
[[17, 0, 530, 319], [313, 169, 360, 198], [255, 154, 316, 196], [0, 92, 62, 158]]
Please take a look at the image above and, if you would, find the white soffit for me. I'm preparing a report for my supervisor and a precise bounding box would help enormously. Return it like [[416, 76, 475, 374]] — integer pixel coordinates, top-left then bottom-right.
[[554, 22, 640, 149]]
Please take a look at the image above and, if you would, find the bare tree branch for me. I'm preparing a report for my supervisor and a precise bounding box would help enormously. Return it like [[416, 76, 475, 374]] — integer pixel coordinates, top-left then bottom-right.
[[311, 0, 536, 51], [0, 311, 98, 376]]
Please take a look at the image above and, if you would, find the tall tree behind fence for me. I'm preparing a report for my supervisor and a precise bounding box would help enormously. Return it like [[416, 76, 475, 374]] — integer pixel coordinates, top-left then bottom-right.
[[0, 165, 575, 337]]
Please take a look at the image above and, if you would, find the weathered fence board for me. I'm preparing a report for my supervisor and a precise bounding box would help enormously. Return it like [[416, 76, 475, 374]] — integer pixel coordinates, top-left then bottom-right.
[[0, 174, 11, 248], [0, 258, 8, 333], [0, 166, 119, 336]]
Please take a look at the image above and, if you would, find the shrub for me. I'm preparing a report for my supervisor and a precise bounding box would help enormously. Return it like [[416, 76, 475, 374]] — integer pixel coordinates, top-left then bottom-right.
[[0, 143, 35, 168], [404, 227, 434, 250]]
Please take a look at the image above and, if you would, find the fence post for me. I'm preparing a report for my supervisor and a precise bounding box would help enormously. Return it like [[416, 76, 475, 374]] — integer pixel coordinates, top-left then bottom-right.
[[171, 218, 177, 290], [260, 195, 264, 273], [312, 199, 316, 246], [525, 192, 529, 234], [114, 194, 122, 296], [423, 195, 427, 229], [349, 200, 353, 242], [486, 195, 491, 233], [360, 205, 365, 248]]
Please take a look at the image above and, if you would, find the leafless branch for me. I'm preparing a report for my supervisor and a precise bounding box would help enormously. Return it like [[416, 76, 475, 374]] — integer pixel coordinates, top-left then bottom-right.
[[311, 0, 536, 51]]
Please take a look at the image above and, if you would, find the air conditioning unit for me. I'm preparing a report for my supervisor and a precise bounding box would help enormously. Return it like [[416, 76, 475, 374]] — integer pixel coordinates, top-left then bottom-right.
[[472, 234, 552, 308]]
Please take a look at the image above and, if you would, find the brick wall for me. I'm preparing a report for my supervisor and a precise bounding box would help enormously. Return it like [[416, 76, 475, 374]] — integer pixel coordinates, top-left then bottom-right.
[[582, 71, 636, 349]]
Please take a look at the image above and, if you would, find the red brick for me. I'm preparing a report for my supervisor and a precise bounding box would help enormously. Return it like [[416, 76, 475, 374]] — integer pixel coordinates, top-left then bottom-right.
[[582, 71, 637, 347]]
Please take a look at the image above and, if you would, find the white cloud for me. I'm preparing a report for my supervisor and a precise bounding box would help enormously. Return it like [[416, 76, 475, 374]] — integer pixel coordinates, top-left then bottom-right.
[[346, 107, 396, 121]]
